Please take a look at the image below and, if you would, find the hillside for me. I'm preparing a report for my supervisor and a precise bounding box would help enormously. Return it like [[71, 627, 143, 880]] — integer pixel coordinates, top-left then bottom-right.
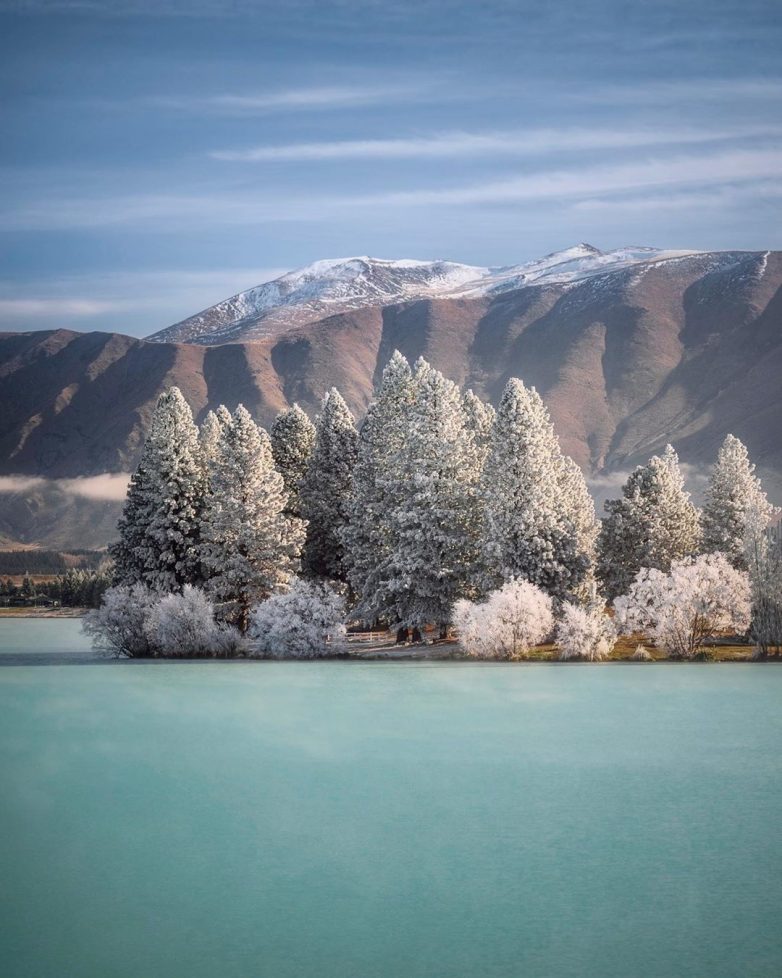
[[1, 245, 780, 547]]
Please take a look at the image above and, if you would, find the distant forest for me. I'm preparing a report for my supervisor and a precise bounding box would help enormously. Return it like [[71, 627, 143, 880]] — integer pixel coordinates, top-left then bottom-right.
[[0, 550, 104, 576]]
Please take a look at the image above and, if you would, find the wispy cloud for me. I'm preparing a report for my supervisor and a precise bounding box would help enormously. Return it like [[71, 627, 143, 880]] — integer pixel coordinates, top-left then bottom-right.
[[6, 147, 782, 231], [152, 83, 424, 114], [0, 473, 130, 501], [573, 76, 782, 105], [211, 124, 782, 163], [0, 298, 119, 319]]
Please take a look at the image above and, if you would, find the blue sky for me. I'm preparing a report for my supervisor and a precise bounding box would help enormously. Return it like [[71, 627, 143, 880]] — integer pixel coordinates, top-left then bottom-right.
[[1, 0, 781, 337]]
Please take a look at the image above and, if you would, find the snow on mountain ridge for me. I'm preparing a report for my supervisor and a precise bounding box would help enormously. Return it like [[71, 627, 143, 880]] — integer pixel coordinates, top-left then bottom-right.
[[149, 245, 701, 345]]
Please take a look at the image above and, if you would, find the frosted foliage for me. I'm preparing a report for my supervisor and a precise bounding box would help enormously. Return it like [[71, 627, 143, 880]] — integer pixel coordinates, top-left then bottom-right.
[[301, 389, 358, 581], [146, 585, 243, 657], [453, 579, 554, 660], [613, 553, 751, 658], [481, 378, 590, 600], [271, 404, 316, 519], [200, 404, 305, 630], [111, 387, 205, 591], [373, 359, 484, 629], [84, 584, 160, 658], [343, 350, 415, 619], [556, 601, 616, 660], [702, 434, 775, 568], [743, 499, 782, 656], [598, 445, 701, 600], [249, 579, 346, 658]]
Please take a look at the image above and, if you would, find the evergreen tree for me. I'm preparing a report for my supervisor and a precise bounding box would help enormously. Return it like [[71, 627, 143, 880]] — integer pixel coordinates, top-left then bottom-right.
[[343, 351, 415, 620], [559, 456, 600, 599], [701, 434, 774, 568], [301, 388, 358, 581], [481, 379, 589, 600], [462, 389, 495, 469], [110, 387, 204, 592], [200, 405, 304, 631], [270, 403, 316, 519], [598, 445, 701, 599], [375, 360, 481, 633]]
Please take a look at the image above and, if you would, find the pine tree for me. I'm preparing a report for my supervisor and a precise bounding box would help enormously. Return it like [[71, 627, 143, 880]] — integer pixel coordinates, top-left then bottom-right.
[[559, 456, 600, 600], [481, 379, 589, 600], [110, 387, 204, 592], [200, 404, 304, 630], [376, 359, 481, 632], [300, 389, 358, 581], [462, 389, 495, 469], [701, 434, 774, 568], [598, 445, 701, 599], [270, 403, 316, 519], [343, 350, 415, 620]]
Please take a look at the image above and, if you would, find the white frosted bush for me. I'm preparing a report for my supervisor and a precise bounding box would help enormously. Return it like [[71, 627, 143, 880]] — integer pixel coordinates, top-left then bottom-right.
[[146, 585, 243, 657], [613, 553, 751, 659], [453, 579, 553, 660], [249, 579, 347, 658], [555, 601, 616, 661], [84, 583, 160, 658], [631, 644, 652, 661]]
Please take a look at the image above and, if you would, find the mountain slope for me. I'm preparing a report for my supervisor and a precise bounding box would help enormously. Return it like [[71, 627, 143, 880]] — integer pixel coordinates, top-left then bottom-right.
[[1, 246, 780, 548], [150, 245, 696, 345]]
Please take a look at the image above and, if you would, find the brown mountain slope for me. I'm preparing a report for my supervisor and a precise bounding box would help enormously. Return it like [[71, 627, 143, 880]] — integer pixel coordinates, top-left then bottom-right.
[[0, 249, 780, 547]]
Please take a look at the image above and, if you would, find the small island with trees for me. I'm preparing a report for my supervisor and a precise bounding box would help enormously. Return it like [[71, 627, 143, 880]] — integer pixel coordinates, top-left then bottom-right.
[[86, 352, 782, 662]]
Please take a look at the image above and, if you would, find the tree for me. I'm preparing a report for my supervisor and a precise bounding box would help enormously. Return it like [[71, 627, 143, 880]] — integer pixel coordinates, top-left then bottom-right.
[[249, 579, 347, 658], [743, 498, 782, 657], [373, 360, 482, 633], [555, 598, 616, 660], [598, 445, 701, 600], [200, 404, 305, 631], [701, 434, 774, 568], [270, 404, 316, 519], [343, 350, 415, 620], [110, 387, 205, 592], [300, 388, 358, 581], [145, 585, 242, 657], [462, 389, 495, 469], [613, 553, 751, 658], [84, 583, 160, 657], [481, 378, 590, 600], [558, 457, 601, 601], [453, 579, 554, 659]]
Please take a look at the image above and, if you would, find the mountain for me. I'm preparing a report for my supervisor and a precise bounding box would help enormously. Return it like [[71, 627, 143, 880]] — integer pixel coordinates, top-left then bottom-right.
[[150, 245, 696, 345], [1, 244, 780, 548]]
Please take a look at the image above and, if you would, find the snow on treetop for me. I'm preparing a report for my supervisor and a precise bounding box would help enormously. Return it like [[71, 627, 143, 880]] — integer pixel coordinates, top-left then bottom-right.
[[149, 245, 703, 345]]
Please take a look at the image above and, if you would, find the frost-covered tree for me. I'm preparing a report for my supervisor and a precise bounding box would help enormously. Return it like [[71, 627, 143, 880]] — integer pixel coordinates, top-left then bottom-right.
[[481, 378, 590, 600], [613, 553, 751, 659], [559, 456, 600, 600], [249, 579, 347, 658], [453, 579, 553, 660], [462, 389, 495, 469], [270, 404, 316, 519], [701, 434, 774, 568], [110, 387, 205, 592], [301, 388, 358, 581], [743, 499, 782, 657], [598, 445, 701, 600], [145, 585, 242, 657], [84, 583, 160, 657], [555, 599, 616, 661], [373, 360, 482, 633], [343, 350, 415, 620], [200, 404, 305, 631]]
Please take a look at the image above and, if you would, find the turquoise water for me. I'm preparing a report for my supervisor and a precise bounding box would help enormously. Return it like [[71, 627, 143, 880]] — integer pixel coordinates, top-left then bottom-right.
[[1, 621, 781, 978]]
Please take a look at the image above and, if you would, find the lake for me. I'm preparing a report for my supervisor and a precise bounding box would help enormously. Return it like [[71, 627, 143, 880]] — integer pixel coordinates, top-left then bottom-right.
[[1, 619, 780, 978]]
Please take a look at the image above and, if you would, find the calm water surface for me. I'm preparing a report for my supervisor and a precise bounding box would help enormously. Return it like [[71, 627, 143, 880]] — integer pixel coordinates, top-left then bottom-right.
[[1, 619, 780, 978]]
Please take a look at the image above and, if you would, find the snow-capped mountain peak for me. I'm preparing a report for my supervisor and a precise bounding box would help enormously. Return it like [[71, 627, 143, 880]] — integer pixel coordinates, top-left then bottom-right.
[[149, 245, 700, 345]]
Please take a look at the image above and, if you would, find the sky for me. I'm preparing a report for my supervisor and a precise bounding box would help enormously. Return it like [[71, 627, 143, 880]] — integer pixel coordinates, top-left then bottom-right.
[[1, 0, 781, 337]]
